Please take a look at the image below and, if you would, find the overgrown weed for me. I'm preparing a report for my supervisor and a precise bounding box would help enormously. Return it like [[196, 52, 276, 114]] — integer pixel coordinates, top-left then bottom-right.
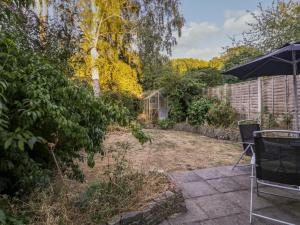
[[1, 141, 170, 225]]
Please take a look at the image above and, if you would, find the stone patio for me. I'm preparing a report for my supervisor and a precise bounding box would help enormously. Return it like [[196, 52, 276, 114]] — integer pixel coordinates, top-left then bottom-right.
[[160, 166, 300, 225]]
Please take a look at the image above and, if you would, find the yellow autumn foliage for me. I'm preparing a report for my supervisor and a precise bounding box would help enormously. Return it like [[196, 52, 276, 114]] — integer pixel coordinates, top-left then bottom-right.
[[171, 58, 209, 74], [71, 0, 142, 97]]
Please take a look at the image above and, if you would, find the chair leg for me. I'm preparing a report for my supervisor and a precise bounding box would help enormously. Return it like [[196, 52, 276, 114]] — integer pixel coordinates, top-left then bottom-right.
[[250, 162, 255, 224], [232, 144, 250, 170]]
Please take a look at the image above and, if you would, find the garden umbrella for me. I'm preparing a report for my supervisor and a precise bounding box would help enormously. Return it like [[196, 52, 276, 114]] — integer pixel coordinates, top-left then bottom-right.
[[223, 42, 300, 130]]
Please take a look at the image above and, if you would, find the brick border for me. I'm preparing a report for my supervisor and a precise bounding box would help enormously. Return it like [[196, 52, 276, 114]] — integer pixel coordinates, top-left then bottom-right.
[[106, 186, 186, 225]]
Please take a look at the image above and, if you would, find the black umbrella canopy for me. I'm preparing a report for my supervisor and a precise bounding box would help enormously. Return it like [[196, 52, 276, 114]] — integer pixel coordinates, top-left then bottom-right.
[[223, 42, 300, 80], [223, 42, 300, 130]]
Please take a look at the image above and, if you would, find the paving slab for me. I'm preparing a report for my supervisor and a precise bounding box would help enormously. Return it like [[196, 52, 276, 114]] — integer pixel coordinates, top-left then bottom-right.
[[194, 167, 225, 180], [223, 190, 275, 210], [181, 181, 218, 198], [170, 171, 203, 184], [216, 165, 251, 177], [206, 177, 244, 193], [193, 193, 243, 219], [168, 199, 209, 225], [162, 166, 300, 225], [199, 212, 276, 225], [230, 174, 251, 189], [255, 207, 300, 224]]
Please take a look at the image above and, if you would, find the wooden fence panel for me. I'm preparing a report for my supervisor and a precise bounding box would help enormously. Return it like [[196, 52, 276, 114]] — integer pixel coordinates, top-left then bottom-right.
[[205, 75, 300, 129]]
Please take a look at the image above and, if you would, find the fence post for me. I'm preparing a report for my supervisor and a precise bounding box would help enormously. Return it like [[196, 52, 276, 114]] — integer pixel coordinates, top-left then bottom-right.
[[285, 75, 289, 114], [272, 77, 275, 115], [257, 77, 263, 124], [248, 82, 251, 119], [224, 83, 228, 103]]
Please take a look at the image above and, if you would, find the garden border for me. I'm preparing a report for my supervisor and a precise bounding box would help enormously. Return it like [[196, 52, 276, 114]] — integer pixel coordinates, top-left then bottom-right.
[[106, 184, 186, 225], [172, 123, 240, 142]]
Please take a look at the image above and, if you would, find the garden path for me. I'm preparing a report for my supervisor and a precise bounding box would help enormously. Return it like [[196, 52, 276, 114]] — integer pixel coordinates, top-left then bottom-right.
[[160, 166, 300, 225]]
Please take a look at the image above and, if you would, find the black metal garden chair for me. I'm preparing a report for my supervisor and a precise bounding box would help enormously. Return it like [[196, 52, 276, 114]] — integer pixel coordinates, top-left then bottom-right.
[[250, 130, 300, 225], [232, 120, 260, 170]]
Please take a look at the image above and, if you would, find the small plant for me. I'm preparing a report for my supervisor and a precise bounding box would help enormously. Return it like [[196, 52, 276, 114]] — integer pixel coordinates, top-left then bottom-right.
[[158, 119, 175, 129]]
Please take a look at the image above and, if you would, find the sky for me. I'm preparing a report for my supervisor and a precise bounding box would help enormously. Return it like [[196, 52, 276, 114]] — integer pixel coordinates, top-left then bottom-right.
[[172, 0, 275, 60]]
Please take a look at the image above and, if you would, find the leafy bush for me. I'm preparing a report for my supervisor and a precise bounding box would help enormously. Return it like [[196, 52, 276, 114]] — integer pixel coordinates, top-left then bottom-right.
[[158, 72, 206, 122], [158, 119, 175, 129], [207, 101, 237, 127], [187, 97, 212, 125], [0, 33, 129, 195], [102, 91, 142, 119], [187, 97, 237, 128]]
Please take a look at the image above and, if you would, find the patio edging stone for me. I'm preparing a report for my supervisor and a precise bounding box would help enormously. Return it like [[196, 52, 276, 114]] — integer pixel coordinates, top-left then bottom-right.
[[106, 184, 186, 225]]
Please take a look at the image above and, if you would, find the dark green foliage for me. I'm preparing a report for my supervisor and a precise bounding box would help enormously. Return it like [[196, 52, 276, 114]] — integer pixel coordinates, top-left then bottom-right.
[[158, 69, 206, 122], [102, 91, 142, 119], [184, 67, 224, 87], [187, 98, 212, 125], [0, 33, 129, 195], [135, 0, 184, 90], [158, 119, 175, 130], [207, 101, 237, 127], [187, 97, 237, 127]]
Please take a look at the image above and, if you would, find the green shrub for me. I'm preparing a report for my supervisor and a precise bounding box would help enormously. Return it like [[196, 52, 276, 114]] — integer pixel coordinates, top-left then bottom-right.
[[0, 33, 129, 195], [207, 101, 237, 127], [187, 97, 236, 128], [187, 97, 212, 125], [158, 119, 175, 129], [102, 91, 142, 119]]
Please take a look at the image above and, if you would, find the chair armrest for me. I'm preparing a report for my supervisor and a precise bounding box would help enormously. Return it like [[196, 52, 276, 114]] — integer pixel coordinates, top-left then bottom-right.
[[254, 130, 300, 137]]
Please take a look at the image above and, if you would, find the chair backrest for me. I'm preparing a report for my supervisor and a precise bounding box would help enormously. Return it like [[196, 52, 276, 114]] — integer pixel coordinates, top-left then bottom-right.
[[239, 123, 260, 144], [254, 130, 300, 186], [238, 122, 260, 155]]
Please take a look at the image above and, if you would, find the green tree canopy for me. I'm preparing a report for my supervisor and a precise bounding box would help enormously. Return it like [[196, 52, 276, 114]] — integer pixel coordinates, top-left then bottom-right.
[[239, 0, 300, 52]]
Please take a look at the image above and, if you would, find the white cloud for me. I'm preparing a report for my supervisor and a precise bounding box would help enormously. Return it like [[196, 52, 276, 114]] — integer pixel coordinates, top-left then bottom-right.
[[172, 22, 221, 60], [223, 10, 256, 32], [171, 10, 257, 60], [173, 47, 222, 60], [177, 22, 220, 48]]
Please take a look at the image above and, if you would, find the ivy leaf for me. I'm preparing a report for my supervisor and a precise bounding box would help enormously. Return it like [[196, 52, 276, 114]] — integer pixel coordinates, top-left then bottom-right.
[[18, 140, 24, 151], [4, 137, 12, 150]]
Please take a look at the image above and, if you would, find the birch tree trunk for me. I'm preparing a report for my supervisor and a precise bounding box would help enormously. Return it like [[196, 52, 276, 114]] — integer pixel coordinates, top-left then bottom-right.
[[91, 46, 101, 96], [34, 0, 48, 45], [90, 0, 101, 96]]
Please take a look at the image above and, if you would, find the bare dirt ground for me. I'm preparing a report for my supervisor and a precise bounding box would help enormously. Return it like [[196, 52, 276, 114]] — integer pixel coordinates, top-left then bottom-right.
[[83, 129, 247, 181]]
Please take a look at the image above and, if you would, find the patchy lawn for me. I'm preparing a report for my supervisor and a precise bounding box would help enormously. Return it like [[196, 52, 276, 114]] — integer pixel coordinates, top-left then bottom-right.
[[83, 129, 247, 180]]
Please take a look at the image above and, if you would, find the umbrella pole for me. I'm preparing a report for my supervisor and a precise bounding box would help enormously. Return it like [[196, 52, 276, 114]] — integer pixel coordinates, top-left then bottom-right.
[[292, 50, 299, 131]]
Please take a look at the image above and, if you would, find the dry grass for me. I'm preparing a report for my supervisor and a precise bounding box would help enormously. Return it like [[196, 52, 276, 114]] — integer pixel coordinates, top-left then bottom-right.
[[100, 129, 248, 173]]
